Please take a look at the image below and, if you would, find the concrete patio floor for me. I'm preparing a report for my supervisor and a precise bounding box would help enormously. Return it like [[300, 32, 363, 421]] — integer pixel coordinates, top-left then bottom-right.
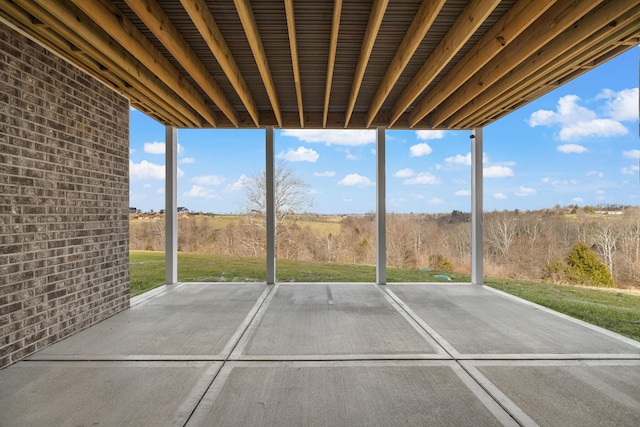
[[1, 282, 639, 426]]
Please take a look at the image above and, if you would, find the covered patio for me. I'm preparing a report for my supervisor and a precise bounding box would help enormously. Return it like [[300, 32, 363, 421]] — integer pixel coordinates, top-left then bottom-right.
[[2, 282, 639, 425], [2, 0, 640, 424]]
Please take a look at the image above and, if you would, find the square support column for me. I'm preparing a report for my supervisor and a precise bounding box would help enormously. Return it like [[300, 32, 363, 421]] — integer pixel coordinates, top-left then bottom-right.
[[376, 127, 386, 285], [471, 128, 484, 285], [266, 126, 276, 285], [165, 126, 178, 285]]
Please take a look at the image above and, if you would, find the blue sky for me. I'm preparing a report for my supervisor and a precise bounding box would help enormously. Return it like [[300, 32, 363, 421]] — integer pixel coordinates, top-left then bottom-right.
[[130, 47, 639, 214]]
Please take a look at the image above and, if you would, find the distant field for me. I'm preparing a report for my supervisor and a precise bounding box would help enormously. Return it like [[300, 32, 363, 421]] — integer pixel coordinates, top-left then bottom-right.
[[130, 250, 640, 342]]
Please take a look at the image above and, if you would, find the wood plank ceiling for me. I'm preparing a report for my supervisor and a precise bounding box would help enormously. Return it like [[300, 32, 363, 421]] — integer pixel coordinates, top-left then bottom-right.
[[2, 0, 639, 129]]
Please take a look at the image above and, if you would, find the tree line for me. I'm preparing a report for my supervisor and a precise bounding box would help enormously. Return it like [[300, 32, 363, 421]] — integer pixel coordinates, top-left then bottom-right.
[[130, 206, 640, 288]]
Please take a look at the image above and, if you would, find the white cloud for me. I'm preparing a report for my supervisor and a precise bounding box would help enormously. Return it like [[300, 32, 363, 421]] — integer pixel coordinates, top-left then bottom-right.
[[393, 168, 415, 178], [621, 165, 640, 175], [484, 165, 514, 178], [183, 185, 218, 199], [515, 186, 536, 196], [598, 87, 639, 121], [586, 170, 604, 178], [404, 172, 440, 185], [573, 197, 584, 203], [441, 152, 490, 170], [130, 160, 164, 180], [144, 142, 166, 154], [281, 129, 375, 146], [314, 171, 336, 177], [338, 173, 374, 188], [180, 157, 195, 164], [445, 153, 472, 166], [528, 94, 629, 141], [493, 193, 508, 200], [345, 153, 359, 160], [409, 142, 433, 157], [130, 148, 136, 154], [623, 149, 640, 160], [596, 190, 606, 195], [416, 130, 445, 140], [230, 174, 250, 191], [192, 175, 226, 186], [455, 189, 471, 196], [143, 183, 152, 188], [277, 146, 319, 162], [428, 197, 444, 205], [559, 120, 627, 141], [557, 144, 588, 154]]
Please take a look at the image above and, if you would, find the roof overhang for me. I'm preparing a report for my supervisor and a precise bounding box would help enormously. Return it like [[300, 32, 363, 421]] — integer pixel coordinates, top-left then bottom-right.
[[2, 0, 639, 129]]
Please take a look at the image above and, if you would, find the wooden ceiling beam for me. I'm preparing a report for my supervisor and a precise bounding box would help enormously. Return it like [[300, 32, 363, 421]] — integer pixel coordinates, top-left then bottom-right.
[[344, 0, 388, 127], [68, 0, 218, 127], [429, 0, 604, 128], [180, 0, 260, 127], [13, 0, 199, 127], [408, 0, 559, 128], [284, 0, 304, 128], [365, 0, 446, 127], [323, 0, 342, 128], [454, 3, 640, 128], [233, 0, 282, 127], [124, 0, 239, 127], [389, 0, 500, 127]]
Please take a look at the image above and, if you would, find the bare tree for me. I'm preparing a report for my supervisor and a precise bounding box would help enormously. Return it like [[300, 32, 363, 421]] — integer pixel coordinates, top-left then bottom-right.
[[243, 160, 313, 222], [591, 220, 620, 275], [485, 211, 518, 261]]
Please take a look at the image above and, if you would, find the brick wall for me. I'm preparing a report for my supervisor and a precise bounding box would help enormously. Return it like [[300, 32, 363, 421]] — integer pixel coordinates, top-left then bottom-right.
[[0, 22, 130, 368]]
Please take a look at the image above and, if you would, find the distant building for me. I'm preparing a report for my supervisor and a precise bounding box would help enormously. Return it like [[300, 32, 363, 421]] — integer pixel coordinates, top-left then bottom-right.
[[177, 207, 189, 214], [129, 207, 139, 213]]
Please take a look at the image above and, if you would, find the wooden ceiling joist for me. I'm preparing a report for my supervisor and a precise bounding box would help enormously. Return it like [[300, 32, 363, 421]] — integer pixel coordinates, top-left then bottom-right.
[[180, 0, 260, 127], [323, 0, 342, 128], [2, 0, 637, 130], [452, 1, 640, 128], [365, 0, 446, 127], [68, 0, 218, 127], [389, 0, 501, 127], [12, 0, 200, 127], [285, 0, 304, 128], [344, 0, 388, 128], [429, 0, 605, 128], [124, 0, 239, 127], [233, 0, 283, 127], [408, 0, 559, 128]]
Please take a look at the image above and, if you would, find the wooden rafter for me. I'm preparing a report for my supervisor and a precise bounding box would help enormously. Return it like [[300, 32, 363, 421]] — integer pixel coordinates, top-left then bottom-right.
[[284, 0, 304, 128], [124, 0, 239, 127], [323, 0, 342, 128], [233, 0, 282, 127], [344, 0, 388, 128], [365, 0, 446, 127], [429, 0, 604, 128], [14, 0, 200, 127], [408, 0, 559, 128], [68, 0, 218, 127], [455, 4, 640, 128], [388, 0, 501, 127], [180, 0, 260, 127]]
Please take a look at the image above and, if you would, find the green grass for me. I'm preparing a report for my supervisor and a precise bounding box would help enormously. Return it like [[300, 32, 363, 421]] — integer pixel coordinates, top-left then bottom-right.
[[130, 250, 640, 342], [484, 278, 640, 342]]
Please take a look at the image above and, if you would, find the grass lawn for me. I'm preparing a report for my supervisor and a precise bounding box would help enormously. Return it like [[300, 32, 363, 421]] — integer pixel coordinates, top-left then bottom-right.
[[130, 250, 640, 342]]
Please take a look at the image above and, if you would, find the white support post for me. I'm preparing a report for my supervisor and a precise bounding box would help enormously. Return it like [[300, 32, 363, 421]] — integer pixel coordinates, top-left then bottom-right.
[[266, 126, 276, 285], [471, 127, 484, 285], [165, 126, 178, 285], [376, 127, 386, 285]]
